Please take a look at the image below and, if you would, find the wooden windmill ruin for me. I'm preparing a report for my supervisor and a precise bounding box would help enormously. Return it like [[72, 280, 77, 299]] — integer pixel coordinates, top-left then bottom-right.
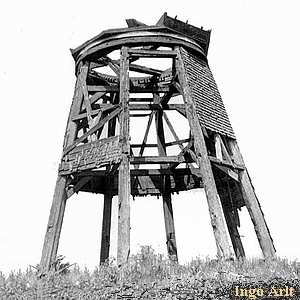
[[40, 13, 276, 272]]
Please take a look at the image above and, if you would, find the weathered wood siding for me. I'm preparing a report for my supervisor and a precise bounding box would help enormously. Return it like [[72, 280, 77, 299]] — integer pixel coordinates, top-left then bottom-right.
[[181, 48, 235, 138]]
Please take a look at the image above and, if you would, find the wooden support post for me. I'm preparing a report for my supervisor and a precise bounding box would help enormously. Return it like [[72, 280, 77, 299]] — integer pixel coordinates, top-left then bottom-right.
[[228, 139, 276, 258], [162, 191, 178, 261], [117, 47, 131, 266], [175, 47, 235, 259], [40, 176, 68, 273], [40, 61, 88, 273], [100, 108, 116, 263], [222, 204, 245, 258], [154, 93, 178, 262], [220, 181, 245, 258], [100, 180, 113, 263], [215, 134, 244, 257]]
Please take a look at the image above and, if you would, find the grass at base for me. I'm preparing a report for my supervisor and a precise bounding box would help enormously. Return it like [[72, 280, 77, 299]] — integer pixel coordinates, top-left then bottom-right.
[[1, 246, 299, 299]]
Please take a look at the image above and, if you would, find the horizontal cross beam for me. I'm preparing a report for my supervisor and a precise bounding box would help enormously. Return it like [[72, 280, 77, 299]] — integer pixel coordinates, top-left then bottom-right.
[[78, 168, 201, 177], [129, 104, 185, 110], [130, 155, 193, 164], [128, 49, 177, 58], [87, 85, 171, 93], [129, 63, 163, 75], [129, 98, 153, 102], [73, 104, 186, 121], [131, 138, 190, 148]]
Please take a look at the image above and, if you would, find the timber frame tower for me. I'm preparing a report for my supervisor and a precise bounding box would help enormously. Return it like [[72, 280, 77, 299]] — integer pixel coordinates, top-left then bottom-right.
[[40, 13, 275, 272]]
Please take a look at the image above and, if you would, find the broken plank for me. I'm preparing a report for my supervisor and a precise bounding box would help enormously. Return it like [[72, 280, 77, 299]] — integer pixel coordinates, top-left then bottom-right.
[[126, 19, 147, 27]]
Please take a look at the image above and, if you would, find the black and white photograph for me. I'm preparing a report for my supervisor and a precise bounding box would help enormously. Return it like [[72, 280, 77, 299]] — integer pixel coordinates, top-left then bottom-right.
[[1, 0, 300, 298]]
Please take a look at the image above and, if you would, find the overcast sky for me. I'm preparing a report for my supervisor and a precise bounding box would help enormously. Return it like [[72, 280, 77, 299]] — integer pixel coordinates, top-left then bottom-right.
[[1, 0, 299, 275]]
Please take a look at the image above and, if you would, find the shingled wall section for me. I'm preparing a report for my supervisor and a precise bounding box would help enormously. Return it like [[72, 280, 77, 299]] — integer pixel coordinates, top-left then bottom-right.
[[181, 48, 235, 139]]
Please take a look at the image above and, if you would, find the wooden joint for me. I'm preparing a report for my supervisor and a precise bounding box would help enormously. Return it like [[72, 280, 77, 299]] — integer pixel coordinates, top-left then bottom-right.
[[213, 164, 239, 182], [63, 106, 122, 156], [209, 156, 244, 171], [66, 176, 93, 198]]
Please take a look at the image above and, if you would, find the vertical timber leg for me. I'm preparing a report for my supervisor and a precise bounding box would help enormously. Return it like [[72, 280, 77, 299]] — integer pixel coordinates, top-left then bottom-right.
[[40, 62, 88, 272], [154, 93, 178, 262], [162, 179, 178, 262], [100, 94, 117, 264], [117, 46, 131, 266], [176, 47, 235, 259], [40, 176, 68, 273], [117, 156, 131, 265], [223, 206, 245, 258], [220, 183, 245, 259], [215, 133, 245, 258], [228, 139, 276, 258], [100, 181, 113, 263]]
